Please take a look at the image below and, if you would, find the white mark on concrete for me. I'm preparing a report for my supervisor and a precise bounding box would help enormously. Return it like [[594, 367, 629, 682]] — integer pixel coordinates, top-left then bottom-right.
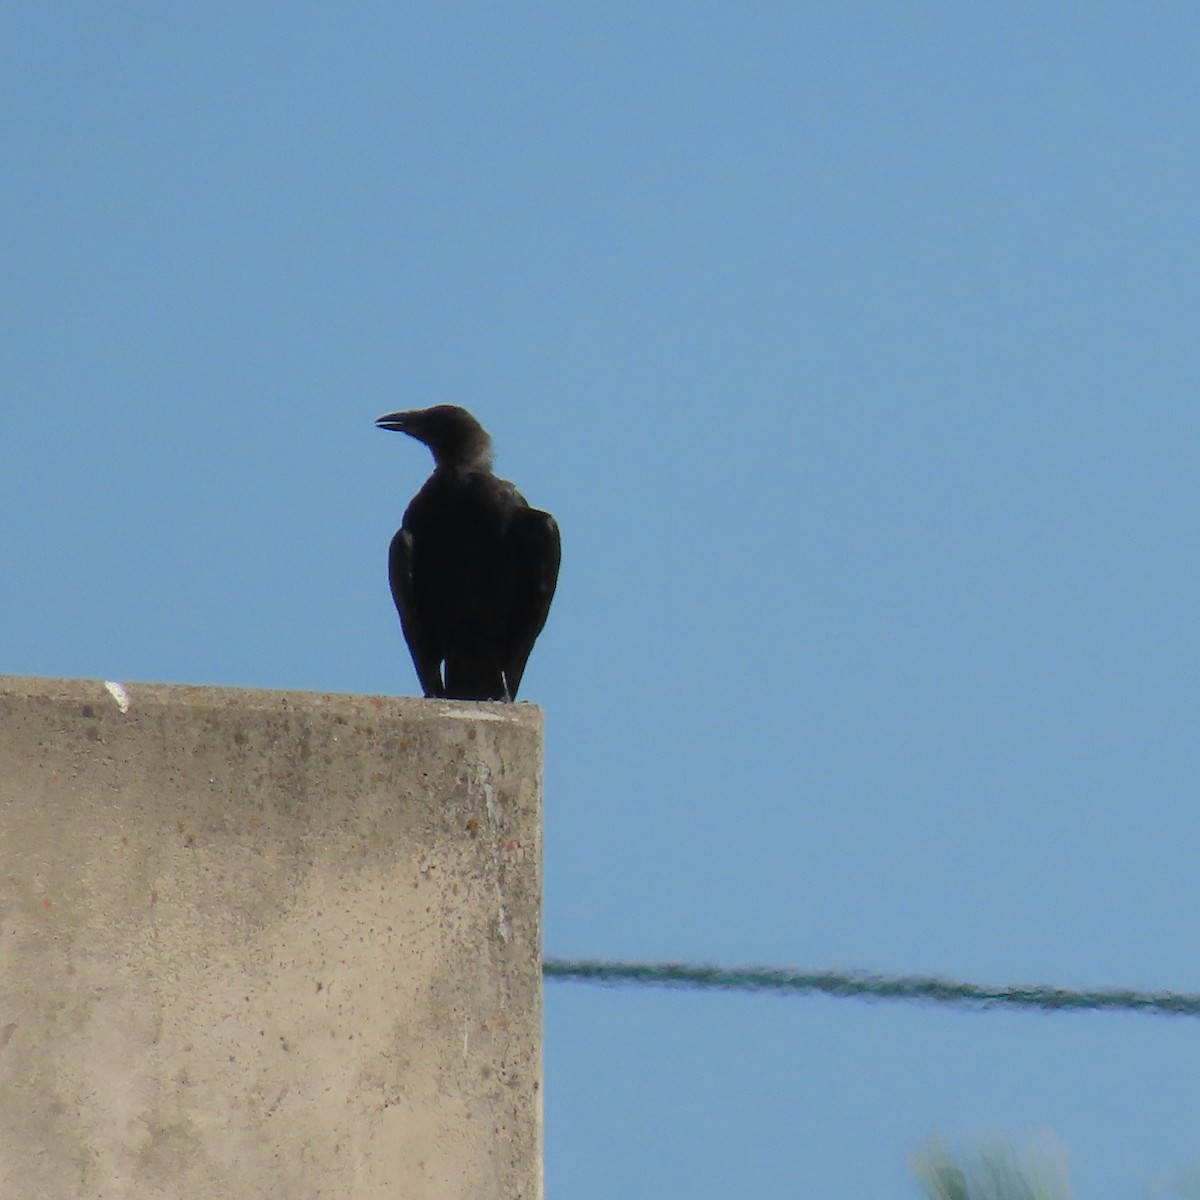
[[438, 708, 509, 722], [104, 682, 131, 713], [466, 748, 512, 944], [463, 1023, 470, 1060]]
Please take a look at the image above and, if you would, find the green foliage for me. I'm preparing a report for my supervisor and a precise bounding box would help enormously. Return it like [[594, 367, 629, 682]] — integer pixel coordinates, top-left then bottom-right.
[[911, 1138, 1072, 1200]]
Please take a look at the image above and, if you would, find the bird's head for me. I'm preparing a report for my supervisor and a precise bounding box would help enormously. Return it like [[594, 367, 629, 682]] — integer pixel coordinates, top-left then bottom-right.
[[375, 405, 493, 469]]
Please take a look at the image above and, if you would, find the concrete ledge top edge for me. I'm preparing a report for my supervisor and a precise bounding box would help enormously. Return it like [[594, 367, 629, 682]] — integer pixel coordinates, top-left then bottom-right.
[[0, 673, 543, 729]]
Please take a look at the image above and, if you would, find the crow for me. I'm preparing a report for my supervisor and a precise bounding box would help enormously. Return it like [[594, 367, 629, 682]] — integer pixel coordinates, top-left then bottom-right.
[[375, 405, 560, 701]]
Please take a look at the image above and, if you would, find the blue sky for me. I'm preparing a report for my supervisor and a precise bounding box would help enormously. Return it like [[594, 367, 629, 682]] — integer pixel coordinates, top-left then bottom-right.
[[5, 5, 1200, 1196]]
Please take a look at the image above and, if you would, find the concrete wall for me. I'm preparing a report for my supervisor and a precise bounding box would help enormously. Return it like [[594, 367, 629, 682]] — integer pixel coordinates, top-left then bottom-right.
[[0, 676, 542, 1200]]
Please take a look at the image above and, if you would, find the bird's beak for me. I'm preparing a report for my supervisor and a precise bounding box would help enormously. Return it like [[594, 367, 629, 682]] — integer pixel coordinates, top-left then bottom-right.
[[376, 411, 414, 433]]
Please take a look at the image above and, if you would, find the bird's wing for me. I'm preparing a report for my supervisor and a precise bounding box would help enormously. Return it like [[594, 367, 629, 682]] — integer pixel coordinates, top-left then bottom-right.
[[502, 507, 561, 699], [387, 528, 445, 698]]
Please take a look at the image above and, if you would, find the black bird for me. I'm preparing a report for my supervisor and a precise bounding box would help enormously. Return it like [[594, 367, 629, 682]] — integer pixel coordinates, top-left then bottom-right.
[[376, 405, 561, 701]]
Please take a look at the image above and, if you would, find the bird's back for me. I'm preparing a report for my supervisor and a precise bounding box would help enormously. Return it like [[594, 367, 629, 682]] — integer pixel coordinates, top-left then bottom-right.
[[403, 468, 527, 695]]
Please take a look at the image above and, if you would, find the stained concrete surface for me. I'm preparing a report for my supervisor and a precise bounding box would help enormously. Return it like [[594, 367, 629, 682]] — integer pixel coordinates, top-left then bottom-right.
[[0, 676, 543, 1199]]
